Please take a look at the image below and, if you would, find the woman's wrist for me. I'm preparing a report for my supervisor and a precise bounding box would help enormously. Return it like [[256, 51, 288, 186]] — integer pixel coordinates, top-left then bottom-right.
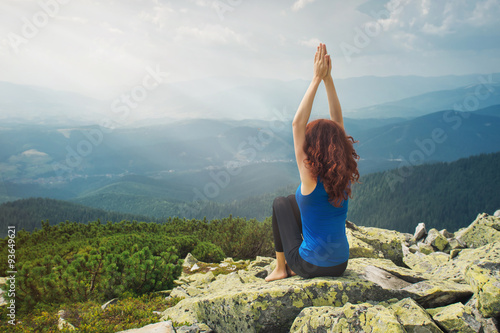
[[312, 76, 323, 85], [323, 75, 333, 84]]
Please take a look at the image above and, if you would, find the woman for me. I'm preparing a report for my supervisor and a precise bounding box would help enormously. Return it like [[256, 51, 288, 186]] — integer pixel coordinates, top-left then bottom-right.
[[265, 43, 360, 282]]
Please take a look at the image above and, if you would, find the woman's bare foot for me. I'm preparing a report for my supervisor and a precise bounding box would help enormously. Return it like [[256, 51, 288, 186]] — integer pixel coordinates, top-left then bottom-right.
[[265, 266, 288, 282], [286, 264, 297, 277]]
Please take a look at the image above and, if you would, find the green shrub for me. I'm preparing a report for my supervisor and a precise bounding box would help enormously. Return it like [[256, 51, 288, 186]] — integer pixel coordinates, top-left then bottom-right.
[[192, 242, 225, 263]]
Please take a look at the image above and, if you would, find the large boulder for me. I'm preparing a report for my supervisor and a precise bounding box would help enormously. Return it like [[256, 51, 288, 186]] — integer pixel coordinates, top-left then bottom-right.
[[388, 298, 443, 333], [161, 257, 473, 332], [455, 213, 500, 248], [290, 303, 405, 333], [156, 213, 500, 332], [427, 302, 482, 333], [414, 222, 427, 241], [429, 242, 500, 284], [465, 261, 500, 318], [425, 228, 449, 252], [348, 226, 409, 266]]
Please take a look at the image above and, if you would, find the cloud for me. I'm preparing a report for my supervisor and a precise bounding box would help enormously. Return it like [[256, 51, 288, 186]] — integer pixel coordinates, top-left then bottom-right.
[[299, 37, 322, 48], [175, 24, 248, 46], [292, 0, 315, 12]]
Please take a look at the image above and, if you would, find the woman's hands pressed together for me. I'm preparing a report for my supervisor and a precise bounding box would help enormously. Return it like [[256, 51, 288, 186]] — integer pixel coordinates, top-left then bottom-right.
[[313, 43, 332, 81]]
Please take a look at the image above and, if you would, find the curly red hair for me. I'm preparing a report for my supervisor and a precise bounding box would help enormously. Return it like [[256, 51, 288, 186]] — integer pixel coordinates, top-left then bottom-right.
[[304, 119, 360, 207]]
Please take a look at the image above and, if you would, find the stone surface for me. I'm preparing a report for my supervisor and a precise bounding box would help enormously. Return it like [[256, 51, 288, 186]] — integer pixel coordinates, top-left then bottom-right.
[[494, 210, 500, 217], [388, 298, 444, 333], [418, 242, 435, 255], [161, 257, 475, 332], [57, 310, 76, 331], [427, 303, 482, 333], [157, 214, 500, 332], [448, 238, 466, 250], [466, 297, 500, 333], [176, 322, 213, 333], [440, 229, 454, 239], [426, 228, 449, 251], [346, 229, 383, 260], [400, 279, 472, 308], [455, 213, 500, 248], [117, 321, 175, 333], [290, 303, 405, 333], [429, 242, 500, 284], [349, 226, 407, 266], [414, 222, 427, 241], [403, 247, 450, 274], [0, 277, 6, 307], [182, 253, 199, 268], [465, 261, 500, 318]]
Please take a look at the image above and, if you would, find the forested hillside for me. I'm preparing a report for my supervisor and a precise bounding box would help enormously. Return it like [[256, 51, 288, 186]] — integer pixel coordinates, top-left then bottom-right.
[[349, 152, 500, 233], [0, 198, 164, 238], [1, 153, 499, 236]]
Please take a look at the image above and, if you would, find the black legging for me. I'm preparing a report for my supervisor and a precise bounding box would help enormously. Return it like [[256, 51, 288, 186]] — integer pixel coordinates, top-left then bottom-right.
[[271, 195, 348, 278]]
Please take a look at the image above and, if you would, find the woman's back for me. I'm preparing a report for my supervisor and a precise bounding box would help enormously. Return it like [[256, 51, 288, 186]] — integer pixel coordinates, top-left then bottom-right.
[[296, 178, 349, 267]]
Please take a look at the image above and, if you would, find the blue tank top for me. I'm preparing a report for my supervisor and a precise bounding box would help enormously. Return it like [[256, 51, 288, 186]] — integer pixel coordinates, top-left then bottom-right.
[[295, 178, 349, 267]]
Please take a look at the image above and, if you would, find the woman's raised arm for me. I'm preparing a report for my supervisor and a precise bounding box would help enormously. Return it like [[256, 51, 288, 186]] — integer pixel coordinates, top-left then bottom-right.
[[293, 43, 329, 184], [323, 49, 344, 129]]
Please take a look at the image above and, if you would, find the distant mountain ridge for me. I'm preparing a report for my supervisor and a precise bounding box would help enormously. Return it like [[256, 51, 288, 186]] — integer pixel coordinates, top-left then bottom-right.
[[2, 72, 499, 126], [1, 105, 499, 212], [1, 152, 499, 236]]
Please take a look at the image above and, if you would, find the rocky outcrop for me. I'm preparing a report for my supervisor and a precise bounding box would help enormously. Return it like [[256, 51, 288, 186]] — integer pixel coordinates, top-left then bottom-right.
[[151, 213, 500, 332]]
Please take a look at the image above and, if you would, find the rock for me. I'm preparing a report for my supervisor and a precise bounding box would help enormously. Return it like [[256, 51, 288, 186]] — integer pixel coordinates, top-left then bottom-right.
[[466, 297, 500, 333], [0, 277, 6, 307], [400, 279, 472, 308], [346, 230, 383, 260], [161, 257, 476, 332], [425, 228, 449, 251], [158, 214, 500, 332], [429, 242, 500, 284], [183, 253, 199, 268], [349, 226, 407, 266], [449, 249, 462, 259], [448, 237, 466, 250], [363, 265, 411, 290], [494, 210, 500, 217], [427, 302, 482, 333], [163, 258, 420, 332], [117, 320, 175, 333], [414, 222, 427, 241], [57, 310, 76, 331], [465, 261, 500, 318], [455, 213, 500, 248], [440, 229, 454, 239], [418, 242, 435, 255], [176, 322, 213, 333], [247, 256, 274, 269], [403, 246, 450, 274], [388, 298, 444, 333], [345, 220, 358, 230], [290, 302, 405, 332], [169, 286, 189, 299], [190, 263, 200, 272], [101, 298, 118, 310], [409, 244, 419, 253]]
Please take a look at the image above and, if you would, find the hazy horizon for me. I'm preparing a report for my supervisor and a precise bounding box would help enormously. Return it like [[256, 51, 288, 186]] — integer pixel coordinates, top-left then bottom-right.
[[1, 0, 499, 103]]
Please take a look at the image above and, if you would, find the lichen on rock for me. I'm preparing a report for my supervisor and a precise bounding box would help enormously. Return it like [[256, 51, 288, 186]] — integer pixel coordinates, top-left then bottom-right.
[[156, 213, 500, 333]]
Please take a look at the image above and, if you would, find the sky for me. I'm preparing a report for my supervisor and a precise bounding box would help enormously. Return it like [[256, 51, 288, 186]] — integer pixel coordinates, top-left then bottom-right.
[[0, 0, 499, 100]]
